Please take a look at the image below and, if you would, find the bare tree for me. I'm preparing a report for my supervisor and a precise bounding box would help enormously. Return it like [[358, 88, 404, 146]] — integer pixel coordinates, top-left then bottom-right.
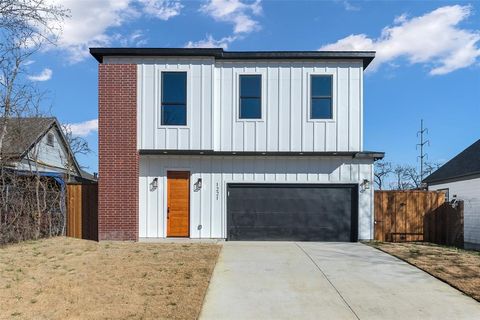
[[61, 124, 91, 158], [0, 0, 69, 153], [374, 160, 392, 190], [424, 161, 443, 177], [0, 0, 68, 244], [61, 123, 92, 180], [390, 165, 414, 190], [403, 165, 421, 189]]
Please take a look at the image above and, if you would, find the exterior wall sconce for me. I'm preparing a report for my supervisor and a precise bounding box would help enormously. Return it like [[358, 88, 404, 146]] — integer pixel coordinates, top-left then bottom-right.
[[194, 178, 203, 191], [361, 179, 370, 192], [150, 177, 158, 191]]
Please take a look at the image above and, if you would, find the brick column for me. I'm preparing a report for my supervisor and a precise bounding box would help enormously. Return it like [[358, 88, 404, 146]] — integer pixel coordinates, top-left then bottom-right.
[[98, 64, 138, 241]]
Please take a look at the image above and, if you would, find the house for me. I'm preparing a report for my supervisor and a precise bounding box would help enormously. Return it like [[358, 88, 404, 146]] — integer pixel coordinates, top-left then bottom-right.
[[0, 117, 90, 182], [90, 48, 384, 241], [424, 139, 480, 250]]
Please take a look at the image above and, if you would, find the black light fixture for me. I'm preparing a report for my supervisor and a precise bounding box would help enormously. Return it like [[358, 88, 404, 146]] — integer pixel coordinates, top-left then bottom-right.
[[150, 177, 158, 191], [361, 179, 370, 191]]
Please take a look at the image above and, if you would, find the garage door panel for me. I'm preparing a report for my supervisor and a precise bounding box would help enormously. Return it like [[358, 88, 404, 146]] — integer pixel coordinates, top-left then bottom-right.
[[229, 226, 351, 241], [229, 211, 350, 228], [227, 184, 357, 241]]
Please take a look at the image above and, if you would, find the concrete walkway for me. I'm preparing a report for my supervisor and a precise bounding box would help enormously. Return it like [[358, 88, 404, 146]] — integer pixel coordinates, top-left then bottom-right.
[[200, 242, 480, 320]]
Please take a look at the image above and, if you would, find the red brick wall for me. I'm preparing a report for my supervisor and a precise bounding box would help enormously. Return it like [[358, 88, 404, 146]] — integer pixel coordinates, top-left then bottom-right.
[[98, 64, 138, 241]]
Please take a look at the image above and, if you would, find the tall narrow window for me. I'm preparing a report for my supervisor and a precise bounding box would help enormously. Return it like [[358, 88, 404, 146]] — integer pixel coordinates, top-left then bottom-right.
[[239, 75, 261, 119], [46, 133, 54, 147], [311, 75, 333, 119], [161, 72, 187, 125]]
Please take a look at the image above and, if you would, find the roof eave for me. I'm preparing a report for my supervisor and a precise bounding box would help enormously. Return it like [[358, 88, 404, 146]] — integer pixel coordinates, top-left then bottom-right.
[[89, 48, 376, 69], [139, 150, 384, 159], [423, 171, 480, 184]]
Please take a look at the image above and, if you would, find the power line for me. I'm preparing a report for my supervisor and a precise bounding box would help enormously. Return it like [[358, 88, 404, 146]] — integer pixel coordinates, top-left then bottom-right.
[[416, 119, 430, 183]]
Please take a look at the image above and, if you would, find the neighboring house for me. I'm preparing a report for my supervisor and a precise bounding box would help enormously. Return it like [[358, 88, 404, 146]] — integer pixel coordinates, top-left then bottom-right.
[[0, 117, 88, 182], [424, 139, 480, 250], [90, 48, 383, 241]]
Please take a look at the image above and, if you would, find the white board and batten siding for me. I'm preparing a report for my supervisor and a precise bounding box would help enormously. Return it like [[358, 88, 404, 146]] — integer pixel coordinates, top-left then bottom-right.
[[134, 57, 215, 150], [139, 155, 375, 240], [429, 177, 480, 248], [213, 61, 363, 152], [104, 57, 364, 153]]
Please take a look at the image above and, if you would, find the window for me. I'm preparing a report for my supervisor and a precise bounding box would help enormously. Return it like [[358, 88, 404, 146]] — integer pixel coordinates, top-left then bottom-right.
[[438, 188, 449, 202], [46, 133, 54, 147], [161, 72, 187, 126], [239, 75, 261, 119], [310, 75, 333, 119]]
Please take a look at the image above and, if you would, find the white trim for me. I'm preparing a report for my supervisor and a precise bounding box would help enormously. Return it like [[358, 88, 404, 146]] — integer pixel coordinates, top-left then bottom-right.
[[137, 64, 143, 149], [157, 68, 191, 129], [235, 70, 267, 122], [306, 71, 336, 123]]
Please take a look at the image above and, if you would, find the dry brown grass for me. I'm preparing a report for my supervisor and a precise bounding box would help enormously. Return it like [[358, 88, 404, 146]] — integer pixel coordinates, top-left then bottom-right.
[[0, 237, 221, 320], [368, 242, 480, 301]]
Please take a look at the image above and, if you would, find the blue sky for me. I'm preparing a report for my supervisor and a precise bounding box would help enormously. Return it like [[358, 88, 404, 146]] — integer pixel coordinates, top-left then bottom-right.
[[28, 0, 480, 173]]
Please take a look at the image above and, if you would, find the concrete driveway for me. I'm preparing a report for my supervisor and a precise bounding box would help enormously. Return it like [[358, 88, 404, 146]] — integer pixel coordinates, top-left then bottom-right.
[[200, 242, 480, 320]]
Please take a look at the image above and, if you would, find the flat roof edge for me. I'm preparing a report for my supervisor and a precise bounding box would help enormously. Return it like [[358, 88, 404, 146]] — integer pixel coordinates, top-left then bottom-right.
[[89, 48, 376, 69]]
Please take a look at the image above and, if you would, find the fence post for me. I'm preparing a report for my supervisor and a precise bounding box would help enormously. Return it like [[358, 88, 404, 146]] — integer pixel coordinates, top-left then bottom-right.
[[66, 183, 98, 241]]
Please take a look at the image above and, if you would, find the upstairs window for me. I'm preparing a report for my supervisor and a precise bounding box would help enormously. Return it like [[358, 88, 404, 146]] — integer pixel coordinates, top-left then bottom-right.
[[161, 72, 187, 126], [311, 75, 333, 119], [239, 75, 261, 119], [46, 133, 54, 147]]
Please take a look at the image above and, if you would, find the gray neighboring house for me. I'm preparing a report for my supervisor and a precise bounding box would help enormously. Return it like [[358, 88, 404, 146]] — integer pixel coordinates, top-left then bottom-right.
[[1, 117, 93, 182], [423, 139, 480, 250]]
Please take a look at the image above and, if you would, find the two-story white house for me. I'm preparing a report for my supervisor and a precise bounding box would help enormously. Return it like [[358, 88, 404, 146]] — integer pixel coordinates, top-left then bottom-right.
[[91, 48, 383, 241]]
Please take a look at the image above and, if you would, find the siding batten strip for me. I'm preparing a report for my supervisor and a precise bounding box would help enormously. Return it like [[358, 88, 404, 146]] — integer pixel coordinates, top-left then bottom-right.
[[348, 66, 351, 151]]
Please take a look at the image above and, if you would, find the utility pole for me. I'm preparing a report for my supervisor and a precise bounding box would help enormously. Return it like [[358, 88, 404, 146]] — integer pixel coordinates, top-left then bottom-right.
[[416, 119, 430, 183]]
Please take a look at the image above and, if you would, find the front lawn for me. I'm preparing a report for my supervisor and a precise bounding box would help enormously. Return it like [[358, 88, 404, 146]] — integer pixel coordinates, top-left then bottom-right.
[[0, 237, 221, 319], [368, 242, 480, 302]]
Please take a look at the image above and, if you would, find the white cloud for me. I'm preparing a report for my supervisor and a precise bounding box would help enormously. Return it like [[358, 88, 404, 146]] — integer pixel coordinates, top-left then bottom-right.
[[48, 0, 133, 63], [27, 68, 53, 81], [319, 5, 480, 75], [200, 0, 262, 34], [139, 0, 183, 20], [339, 0, 360, 11], [67, 119, 98, 137], [114, 29, 149, 47], [48, 0, 181, 63], [185, 34, 237, 49]]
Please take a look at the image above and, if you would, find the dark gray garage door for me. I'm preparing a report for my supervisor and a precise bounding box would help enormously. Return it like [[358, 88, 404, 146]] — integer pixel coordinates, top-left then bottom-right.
[[227, 184, 357, 241]]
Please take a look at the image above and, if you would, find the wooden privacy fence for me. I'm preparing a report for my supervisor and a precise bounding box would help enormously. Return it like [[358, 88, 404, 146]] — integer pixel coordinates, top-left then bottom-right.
[[374, 190, 463, 247], [375, 191, 445, 242], [66, 183, 98, 241], [424, 201, 464, 247]]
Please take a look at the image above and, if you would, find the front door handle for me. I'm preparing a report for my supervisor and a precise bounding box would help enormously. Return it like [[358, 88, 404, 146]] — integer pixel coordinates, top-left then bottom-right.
[[167, 207, 170, 219]]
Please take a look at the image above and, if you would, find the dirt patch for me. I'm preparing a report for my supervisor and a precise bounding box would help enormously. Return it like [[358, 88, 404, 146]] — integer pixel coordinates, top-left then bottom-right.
[[0, 237, 221, 319], [368, 242, 480, 301]]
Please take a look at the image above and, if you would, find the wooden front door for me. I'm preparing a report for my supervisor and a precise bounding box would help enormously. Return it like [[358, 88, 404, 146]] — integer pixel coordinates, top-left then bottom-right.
[[167, 171, 190, 237]]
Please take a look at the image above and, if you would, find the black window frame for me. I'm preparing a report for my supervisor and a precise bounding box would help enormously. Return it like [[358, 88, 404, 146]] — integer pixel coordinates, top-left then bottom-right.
[[239, 74, 262, 120], [161, 71, 187, 126], [310, 74, 333, 120]]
